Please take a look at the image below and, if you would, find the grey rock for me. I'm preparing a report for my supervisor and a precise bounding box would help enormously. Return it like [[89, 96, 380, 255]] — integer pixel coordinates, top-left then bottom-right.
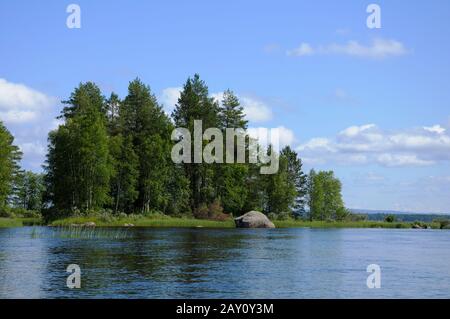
[[234, 211, 275, 228], [84, 222, 96, 227]]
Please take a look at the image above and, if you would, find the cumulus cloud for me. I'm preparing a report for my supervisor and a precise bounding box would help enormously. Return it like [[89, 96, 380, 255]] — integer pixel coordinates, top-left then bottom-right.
[[159, 87, 182, 115], [287, 38, 408, 59], [0, 78, 59, 171], [423, 124, 446, 134], [0, 78, 56, 124], [17, 141, 47, 157], [247, 126, 295, 150], [160, 88, 273, 123], [210, 91, 274, 123], [286, 43, 314, 57], [297, 123, 450, 167], [0, 110, 38, 124], [239, 96, 272, 122]]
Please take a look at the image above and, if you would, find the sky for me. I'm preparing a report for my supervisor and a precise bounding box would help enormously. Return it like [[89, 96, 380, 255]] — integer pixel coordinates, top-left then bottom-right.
[[1, 0, 450, 213]]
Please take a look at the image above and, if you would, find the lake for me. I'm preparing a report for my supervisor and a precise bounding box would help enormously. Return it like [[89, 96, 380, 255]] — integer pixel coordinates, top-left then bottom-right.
[[0, 227, 449, 298]]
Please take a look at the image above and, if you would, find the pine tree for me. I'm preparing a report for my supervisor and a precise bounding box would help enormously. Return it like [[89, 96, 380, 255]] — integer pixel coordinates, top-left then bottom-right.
[[265, 149, 294, 216], [109, 134, 139, 213], [219, 89, 248, 129], [0, 121, 22, 210], [215, 90, 249, 215], [281, 146, 307, 217], [172, 74, 220, 213], [306, 169, 316, 221], [105, 92, 122, 135], [122, 78, 174, 213]]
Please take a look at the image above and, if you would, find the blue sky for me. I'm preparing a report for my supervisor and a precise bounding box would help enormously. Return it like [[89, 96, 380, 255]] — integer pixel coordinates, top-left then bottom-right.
[[1, 0, 450, 213]]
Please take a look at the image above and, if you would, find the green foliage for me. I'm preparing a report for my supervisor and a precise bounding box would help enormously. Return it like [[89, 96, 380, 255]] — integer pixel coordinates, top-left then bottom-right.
[[264, 146, 308, 219], [12, 171, 45, 211], [307, 170, 346, 221], [109, 134, 139, 213], [219, 89, 248, 129], [0, 121, 22, 210], [44, 82, 112, 212], [384, 214, 396, 223], [436, 220, 450, 229], [15, 75, 346, 224], [191, 199, 230, 221], [122, 79, 175, 213], [345, 213, 368, 222], [172, 74, 220, 212]]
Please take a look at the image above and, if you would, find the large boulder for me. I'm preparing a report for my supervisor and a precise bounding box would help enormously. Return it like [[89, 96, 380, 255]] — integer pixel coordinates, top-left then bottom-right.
[[234, 211, 275, 228]]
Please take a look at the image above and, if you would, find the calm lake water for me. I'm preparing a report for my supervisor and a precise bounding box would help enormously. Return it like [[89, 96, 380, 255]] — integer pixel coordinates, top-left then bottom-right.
[[0, 227, 449, 298]]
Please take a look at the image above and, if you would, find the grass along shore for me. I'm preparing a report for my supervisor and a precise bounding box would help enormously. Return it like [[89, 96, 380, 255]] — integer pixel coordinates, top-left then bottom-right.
[[0, 217, 42, 227], [0, 215, 443, 229]]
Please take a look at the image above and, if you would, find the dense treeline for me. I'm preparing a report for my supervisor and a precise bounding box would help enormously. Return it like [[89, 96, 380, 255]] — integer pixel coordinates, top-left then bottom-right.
[[0, 74, 348, 221]]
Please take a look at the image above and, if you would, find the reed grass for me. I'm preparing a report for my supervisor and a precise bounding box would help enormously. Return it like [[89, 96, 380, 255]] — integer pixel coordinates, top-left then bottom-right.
[[31, 226, 132, 239]]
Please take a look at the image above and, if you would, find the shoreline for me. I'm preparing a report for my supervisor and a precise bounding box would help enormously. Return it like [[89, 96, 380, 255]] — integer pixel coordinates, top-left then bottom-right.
[[0, 216, 443, 229]]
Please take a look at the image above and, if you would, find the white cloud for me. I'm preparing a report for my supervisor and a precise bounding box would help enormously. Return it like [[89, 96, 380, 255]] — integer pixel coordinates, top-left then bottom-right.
[[211, 92, 273, 123], [0, 78, 56, 124], [18, 141, 47, 157], [239, 96, 272, 122], [376, 154, 433, 167], [161, 89, 273, 123], [0, 78, 60, 171], [0, 110, 38, 124], [247, 126, 296, 150], [276, 126, 296, 147], [287, 38, 408, 59], [340, 124, 376, 138], [159, 87, 182, 115], [297, 123, 450, 167], [286, 43, 314, 57], [423, 124, 446, 134]]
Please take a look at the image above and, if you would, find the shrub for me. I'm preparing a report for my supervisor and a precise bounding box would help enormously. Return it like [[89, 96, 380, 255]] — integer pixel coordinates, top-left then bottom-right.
[[0, 207, 14, 218], [277, 211, 291, 221], [118, 212, 128, 219], [194, 203, 209, 219], [10, 208, 41, 218], [208, 199, 223, 217], [384, 215, 396, 223], [193, 200, 231, 221], [436, 220, 450, 229]]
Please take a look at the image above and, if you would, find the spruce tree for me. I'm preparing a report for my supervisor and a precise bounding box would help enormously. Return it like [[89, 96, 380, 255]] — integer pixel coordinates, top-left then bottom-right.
[[122, 79, 173, 213], [172, 74, 220, 213]]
